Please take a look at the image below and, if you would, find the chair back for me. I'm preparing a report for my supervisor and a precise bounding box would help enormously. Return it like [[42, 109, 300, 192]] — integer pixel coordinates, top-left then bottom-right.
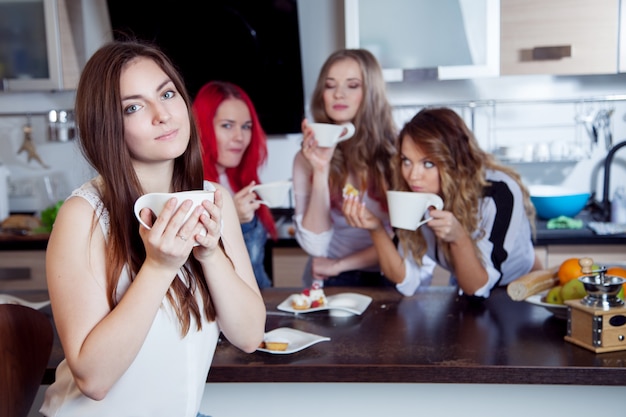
[[0, 304, 53, 417]]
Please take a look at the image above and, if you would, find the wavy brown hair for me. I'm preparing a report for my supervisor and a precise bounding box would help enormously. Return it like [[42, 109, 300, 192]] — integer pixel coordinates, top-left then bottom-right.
[[394, 107, 536, 269], [310, 49, 396, 209], [75, 39, 214, 336]]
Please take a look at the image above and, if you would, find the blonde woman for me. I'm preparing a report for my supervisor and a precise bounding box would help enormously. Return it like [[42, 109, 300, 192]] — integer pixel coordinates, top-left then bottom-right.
[[292, 49, 427, 287]]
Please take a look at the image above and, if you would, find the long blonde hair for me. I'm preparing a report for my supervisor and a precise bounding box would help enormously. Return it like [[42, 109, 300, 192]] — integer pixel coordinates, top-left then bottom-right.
[[394, 107, 536, 269], [310, 49, 397, 210]]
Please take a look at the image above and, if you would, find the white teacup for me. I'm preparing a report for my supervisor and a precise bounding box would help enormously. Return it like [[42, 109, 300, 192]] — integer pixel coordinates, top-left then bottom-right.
[[251, 180, 292, 208], [133, 190, 214, 245], [387, 191, 444, 230], [309, 122, 355, 148]]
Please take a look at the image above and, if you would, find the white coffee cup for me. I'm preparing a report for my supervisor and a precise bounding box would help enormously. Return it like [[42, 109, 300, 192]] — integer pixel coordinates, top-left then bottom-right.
[[251, 180, 292, 208], [133, 190, 214, 245], [387, 191, 444, 230], [309, 122, 355, 147]]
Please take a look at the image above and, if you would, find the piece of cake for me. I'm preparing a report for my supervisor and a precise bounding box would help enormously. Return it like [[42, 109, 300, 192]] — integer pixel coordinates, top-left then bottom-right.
[[291, 282, 327, 310], [342, 183, 359, 197], [259, 340, 289, 351], [291, 294, 310, 310]]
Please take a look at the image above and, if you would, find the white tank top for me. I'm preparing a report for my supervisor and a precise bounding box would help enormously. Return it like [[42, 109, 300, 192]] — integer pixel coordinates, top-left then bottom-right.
[[40, 179, 219, 417]]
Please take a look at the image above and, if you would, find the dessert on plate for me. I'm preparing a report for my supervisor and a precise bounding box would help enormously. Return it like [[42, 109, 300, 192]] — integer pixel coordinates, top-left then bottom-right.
[[259, 340, 289, 351], [291, 282, 327, 310]]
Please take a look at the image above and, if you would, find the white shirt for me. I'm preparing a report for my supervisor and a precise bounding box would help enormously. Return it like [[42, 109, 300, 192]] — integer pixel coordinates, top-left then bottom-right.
[[41, 180, 219, 417], [397, 170, 536, 298]]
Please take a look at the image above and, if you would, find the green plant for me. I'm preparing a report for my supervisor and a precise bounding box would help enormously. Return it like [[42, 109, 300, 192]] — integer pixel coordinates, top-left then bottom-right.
[[35, 200, 64, 233]]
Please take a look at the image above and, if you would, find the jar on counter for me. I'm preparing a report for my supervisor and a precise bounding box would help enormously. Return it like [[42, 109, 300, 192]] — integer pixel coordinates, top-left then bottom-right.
[[47, 110, 76, 142], [611, 186, 626, 224], [0, 164, 9, 222]]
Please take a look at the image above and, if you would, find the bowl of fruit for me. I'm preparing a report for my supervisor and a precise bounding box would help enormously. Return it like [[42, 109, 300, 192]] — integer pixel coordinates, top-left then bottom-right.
[[527, 259, 626, 319], [525, 280, 585, 320]]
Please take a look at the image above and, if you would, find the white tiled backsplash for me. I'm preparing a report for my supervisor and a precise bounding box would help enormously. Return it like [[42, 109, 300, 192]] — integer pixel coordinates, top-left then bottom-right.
[[0, 113, 95, 213], [390, 100, 626, 199], [1, 98, 625, 214]]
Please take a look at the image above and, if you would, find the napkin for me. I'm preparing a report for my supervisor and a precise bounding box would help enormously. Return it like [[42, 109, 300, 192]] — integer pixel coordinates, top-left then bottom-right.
[[588, 221, 626, 235], [546, 216, 584, 230]]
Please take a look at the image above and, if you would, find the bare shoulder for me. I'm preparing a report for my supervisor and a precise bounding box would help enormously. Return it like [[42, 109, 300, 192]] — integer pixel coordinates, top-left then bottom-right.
[[209, 182, 236, 208], [53, 195, 99, 231], [48, 195, 104, 254], [208, 181, 229, 195]]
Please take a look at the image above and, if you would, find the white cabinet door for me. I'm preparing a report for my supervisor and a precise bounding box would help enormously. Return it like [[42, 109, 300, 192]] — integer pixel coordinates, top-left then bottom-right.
[[500, 0, 619, 76], [618, 1, 626, 72], [345, 0, 500, 81], [546, 245, 626, 268]]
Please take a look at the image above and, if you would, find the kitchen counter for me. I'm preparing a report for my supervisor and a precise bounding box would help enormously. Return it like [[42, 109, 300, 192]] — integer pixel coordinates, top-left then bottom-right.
[[533, 210, 626, 245], [0, 231, 49, 250], [13, 285, 625, 386], [210, 286, 626, 386], [2, 208, 625, 251]]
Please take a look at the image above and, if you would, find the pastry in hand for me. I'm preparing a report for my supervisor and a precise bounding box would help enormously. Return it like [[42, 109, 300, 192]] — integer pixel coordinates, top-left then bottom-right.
[[343, 183, 359, 197]]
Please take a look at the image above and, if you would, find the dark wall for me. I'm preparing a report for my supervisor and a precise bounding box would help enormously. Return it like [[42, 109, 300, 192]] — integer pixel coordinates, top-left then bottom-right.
[[107, 0, 305, 135]]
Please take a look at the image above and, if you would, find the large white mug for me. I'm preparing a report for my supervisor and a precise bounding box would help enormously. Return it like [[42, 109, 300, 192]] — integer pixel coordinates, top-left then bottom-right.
[[309, 122, 355, 147], [387, 191, 444, 230], [251, 180, 292, 208], [133, 190, 214, 245]]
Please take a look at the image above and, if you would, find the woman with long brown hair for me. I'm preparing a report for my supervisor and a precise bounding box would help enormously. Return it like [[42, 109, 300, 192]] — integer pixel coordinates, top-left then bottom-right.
[[42, 40, 265, 416]]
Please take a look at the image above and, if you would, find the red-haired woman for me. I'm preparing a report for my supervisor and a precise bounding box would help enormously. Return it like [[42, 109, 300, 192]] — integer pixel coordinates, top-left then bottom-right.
[[193, 81, 277, 288]]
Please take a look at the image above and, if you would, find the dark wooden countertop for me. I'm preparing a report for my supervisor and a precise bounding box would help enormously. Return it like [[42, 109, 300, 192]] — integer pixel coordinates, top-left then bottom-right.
[[18, 286, 626, 387], [209, 286, 626, 385], [3, 207, 625, 251], [0, 232, 49, 250]]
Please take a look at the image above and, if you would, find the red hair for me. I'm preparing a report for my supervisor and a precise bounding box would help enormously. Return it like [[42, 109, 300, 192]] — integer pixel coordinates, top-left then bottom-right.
[[192, 81, 277, 239]]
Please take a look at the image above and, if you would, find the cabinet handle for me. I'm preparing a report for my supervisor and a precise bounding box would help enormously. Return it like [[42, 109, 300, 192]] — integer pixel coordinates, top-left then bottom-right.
[[531, 45, 572, 61], [0, 267, 31, 280]]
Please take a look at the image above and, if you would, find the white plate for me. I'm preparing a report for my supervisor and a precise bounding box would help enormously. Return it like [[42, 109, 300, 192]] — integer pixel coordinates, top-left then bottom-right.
[[525, 290, 568, 320], [0, 294, 51, 310], [276, 292, 372, 316], [256, 327, 330, 354]]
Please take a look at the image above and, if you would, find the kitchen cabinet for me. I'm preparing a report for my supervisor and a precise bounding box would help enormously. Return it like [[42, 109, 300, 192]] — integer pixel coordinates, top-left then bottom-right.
[[0, 0, 114, 93], [344, 0, 500, 81], [271, 247, 308, 287], [500, 0, 619, 76], [619, 1, 626, 72], [0, 0, 80, 92], [269, 243, 450, 287], [535, 244, 626, 269], [0, 250, 47, 290]]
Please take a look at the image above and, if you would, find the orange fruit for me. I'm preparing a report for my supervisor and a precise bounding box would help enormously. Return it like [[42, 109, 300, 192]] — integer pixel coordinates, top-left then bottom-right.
[[607, 266, 626, 278], [606, 267, 626, 298], [605, 267, 626, 301], [558, 258, 586, 286]]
